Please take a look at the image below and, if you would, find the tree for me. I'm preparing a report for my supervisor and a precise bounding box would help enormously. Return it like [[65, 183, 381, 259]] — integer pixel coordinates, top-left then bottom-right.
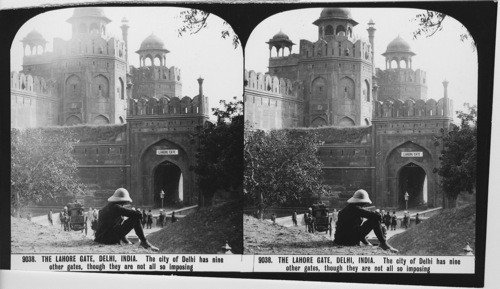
[[244, 128, 328, 219], [194, 98, 243, 207], [436, 105, 477, 208], [11, 128, 86, 216], [178, 9, 240, 48], [413, 10, 475, 50]]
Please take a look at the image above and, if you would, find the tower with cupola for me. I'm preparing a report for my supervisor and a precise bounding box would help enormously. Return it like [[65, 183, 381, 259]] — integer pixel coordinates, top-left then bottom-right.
[[376, 35, 428, 102]]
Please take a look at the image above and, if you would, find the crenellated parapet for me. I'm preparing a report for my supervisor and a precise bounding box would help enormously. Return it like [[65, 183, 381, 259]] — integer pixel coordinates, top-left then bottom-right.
[[244, 69, 302, 99], [373, 97, 453, 119], [299, 36, 372, 62], [128, 95, 206, 116], [11, 71, 54, 96], [52, 35, 126, 61], [130, 65, 181, 82]]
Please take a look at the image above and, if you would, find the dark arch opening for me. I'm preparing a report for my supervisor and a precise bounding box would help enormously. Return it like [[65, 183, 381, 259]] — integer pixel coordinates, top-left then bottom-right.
[[153, 161, 183, 208], [398, 162, 427, 209], [325, 25, 334, 36]]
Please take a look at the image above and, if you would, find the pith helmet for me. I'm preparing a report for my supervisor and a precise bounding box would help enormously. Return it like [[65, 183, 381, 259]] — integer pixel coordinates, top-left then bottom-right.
[[108, 188, 133, 203], [347, 189, 372, 204]]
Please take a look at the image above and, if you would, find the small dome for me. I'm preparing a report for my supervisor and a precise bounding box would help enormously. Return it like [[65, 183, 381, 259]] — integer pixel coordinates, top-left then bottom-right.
[[24, 29, 46, 42], [272, 30, 290, 41], [319, 8, 353, 20], [385, 35, 413, 54], [72, 7, 107, 18], [139, 33, 166, 50]]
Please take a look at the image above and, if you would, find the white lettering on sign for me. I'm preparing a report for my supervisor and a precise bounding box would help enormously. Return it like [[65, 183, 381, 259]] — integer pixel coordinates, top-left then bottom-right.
[[156, 149, 178, 155], [401, 152, 423, 157]]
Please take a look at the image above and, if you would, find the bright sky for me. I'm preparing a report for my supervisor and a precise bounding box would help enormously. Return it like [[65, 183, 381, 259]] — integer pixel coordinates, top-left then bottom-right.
[[245, 8, 478, 118], [10, 7, 243, 118]]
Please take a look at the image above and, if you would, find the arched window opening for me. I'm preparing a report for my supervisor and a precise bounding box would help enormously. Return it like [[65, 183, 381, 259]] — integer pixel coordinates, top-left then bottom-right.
[[325, 25, 334, 36], [336, 25, 346, 36]]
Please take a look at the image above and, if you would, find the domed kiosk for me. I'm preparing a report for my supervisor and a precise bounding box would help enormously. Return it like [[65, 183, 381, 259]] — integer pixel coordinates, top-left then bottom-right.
[[266, 30, 295, 57], [382, 35, 416, 69], [21, 29, 47, 56], [137, 33, 170, 67], [313, 8, 358, 40]]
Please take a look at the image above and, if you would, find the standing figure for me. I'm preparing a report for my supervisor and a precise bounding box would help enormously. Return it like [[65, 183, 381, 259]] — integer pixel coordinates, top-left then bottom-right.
[[402, 211, 409, 229], [27, 212, 32, 222], [415, 213, 421, 225], [383, 211, 391, 228], [146, 210, 153, 229], [158, 210, 165, 228], [333, 189, 398, 252], [48, 210, 53, 225], [332, 208, 339, 228], [141, 209, 147, 228], [292, 211, 298, 227], [94, 188, 158, 251], [390, 211, 397, 231], [271, 213, 276, 224], [171, 211, 177, 223]]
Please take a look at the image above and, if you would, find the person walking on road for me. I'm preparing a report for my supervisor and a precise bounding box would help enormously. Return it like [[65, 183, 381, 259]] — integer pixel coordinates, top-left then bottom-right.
[[333, 189, 398, 252], [390, 211, 397, 231], [383, 211, 391, 228], [94, 188, 158, 251], [415, 213, 421, 225], [48, 210, 53, 225], [146, 209, 153, 229], [292, 211, 298, 226], [141, 209, 147, 228]]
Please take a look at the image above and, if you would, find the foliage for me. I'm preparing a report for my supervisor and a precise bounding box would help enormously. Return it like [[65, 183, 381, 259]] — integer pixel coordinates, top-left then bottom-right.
[[194, 98, 243, 206], [244, 128, 328, 217], [413, 10, 475, 50], [436, 105, 477, 205], [178, 9, 240, 48], [284, 126, 371, 144], [34, 124, 126, 143], [11, 128, 86, 215]]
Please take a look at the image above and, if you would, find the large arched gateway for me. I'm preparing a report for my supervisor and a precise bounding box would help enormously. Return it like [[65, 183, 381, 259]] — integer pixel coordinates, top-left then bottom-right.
[[135, 138, 194, 207], [382, 141, 438, 208]]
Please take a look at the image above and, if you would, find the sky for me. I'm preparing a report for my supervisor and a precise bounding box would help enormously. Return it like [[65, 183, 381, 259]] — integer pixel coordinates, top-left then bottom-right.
[[245, 8, 478, 118], [10, 7, 243, 118]]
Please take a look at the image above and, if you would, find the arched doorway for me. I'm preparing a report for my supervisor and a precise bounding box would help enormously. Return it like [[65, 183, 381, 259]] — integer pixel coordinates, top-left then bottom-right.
[[384, 141, 436, 207], [397, 162, 427, 209], [153, 160, 183, 208]]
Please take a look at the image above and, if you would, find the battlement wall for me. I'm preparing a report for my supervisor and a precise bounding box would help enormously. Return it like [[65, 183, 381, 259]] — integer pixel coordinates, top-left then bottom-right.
[[244, 70, 302, 99], [373, 97, 453, 119], [299, 36, 372, 62], [130, 65, 181, 82], [52, 35, 126, 61], [128, 95, 207, 116], [11, 71, 54, 96]]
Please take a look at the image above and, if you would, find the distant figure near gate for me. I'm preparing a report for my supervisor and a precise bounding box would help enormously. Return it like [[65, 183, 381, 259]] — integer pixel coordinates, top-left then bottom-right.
[[94, 188, 159, 251], [334, 189, 398, 252]]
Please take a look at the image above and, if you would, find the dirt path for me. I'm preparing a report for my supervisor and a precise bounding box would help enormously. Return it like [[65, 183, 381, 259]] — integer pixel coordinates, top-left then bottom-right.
[[244, 215, 396, 255]]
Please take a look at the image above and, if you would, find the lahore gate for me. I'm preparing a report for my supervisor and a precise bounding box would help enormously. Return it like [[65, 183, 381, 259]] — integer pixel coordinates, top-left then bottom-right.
[[244, 8, 454, 209], [11, 8, 209, 207]]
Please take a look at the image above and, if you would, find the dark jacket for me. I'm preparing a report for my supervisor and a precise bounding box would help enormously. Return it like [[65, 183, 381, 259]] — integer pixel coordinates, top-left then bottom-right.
[[334, 203, 381, 245], [95, 202, 141, 243]]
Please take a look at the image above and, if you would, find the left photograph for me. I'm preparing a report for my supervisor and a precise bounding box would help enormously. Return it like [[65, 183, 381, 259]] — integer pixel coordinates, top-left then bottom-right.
[[10, 7, 243, 255]]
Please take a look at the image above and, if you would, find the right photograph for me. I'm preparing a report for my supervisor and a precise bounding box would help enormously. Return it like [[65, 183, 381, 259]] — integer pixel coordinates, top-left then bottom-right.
[[243, 7, 477, 256]]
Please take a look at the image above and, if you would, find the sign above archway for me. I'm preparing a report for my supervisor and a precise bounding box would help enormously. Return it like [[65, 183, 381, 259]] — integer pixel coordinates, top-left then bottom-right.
[[401, 152, 423, 157]]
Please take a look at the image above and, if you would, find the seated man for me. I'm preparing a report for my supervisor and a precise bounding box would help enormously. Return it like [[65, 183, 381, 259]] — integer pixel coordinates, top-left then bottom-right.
[[95, 188, 159, 251], [334, 189, 398, 252]]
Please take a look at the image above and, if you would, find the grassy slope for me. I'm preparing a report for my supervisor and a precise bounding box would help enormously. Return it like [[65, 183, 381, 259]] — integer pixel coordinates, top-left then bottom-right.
[[389, 203, 476, 255], [147, 200, 243, 254]]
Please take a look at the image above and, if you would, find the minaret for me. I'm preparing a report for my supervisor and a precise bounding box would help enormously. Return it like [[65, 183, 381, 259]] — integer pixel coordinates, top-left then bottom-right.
[[367, 19, 376, 74], [442, 79, 449, 116], [120, 17, 130, 73], [198, 77, 204, 115]]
